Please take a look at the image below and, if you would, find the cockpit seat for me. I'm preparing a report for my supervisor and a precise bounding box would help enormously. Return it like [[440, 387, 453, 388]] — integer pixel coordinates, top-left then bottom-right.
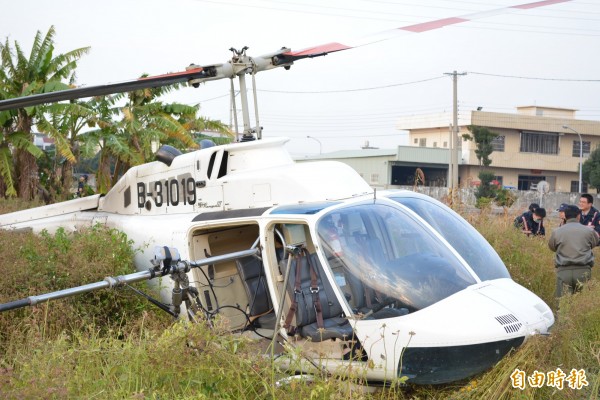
[[336, 234, 385, 313], [235, 256, 276, 329], [364, 307, 409, 320], [283, 252, 354, 342]]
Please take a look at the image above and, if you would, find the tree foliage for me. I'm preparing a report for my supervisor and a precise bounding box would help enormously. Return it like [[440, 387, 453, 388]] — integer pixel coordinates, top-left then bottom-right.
[[0, 26, 89, 199], [582, 144, 600, 192], [462, 125, 498, 167], [1, 27, 232, 199], [476, 170, 497, 199], [78, 87, 232, 193], [474, 170, 515, 210], [494, 186, 516, 209]]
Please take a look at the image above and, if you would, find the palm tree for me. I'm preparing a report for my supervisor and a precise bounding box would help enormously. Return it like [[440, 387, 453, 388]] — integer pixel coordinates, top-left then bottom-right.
[[0, 129, 43, 197], [78, 86, 231, 193], [181, 113, 234, 147], [0, 26, 89, 199], [77, 93, 127, 194], [118, 87, 199, 167], [36, 101, 97, 198]]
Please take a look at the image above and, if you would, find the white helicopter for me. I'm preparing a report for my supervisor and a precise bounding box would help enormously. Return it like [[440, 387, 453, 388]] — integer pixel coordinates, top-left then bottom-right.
[[0, 1, 563, 385]]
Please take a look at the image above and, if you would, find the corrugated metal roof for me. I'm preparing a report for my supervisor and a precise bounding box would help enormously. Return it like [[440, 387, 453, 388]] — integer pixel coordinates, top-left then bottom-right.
[[293, 148, 397, 161]]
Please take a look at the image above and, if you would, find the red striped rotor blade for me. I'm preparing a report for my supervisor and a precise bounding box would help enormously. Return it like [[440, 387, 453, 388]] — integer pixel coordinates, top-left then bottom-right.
[[279, 0, 571, 60]]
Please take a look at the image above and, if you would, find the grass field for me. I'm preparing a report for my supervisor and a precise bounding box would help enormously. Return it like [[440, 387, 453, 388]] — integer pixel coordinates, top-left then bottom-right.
[[0, 199, 598, 399]]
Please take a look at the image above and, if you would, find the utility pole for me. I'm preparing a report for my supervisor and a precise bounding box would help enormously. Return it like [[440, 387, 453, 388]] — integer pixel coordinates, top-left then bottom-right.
[[447, 123, 453, 188], [444, 71, 467, 191]]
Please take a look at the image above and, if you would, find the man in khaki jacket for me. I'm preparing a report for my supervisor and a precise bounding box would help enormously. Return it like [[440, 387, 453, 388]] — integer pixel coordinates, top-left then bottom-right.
[[548, 205, 599, 297]]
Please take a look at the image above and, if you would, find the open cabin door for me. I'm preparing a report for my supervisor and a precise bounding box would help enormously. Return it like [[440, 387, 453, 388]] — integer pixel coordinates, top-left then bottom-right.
[[189, 223, 265, 330]]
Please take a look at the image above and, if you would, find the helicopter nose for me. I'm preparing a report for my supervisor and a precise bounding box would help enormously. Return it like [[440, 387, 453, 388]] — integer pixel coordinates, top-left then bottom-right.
[[475, 279, 554, 336], [394, 279, 554, 384]]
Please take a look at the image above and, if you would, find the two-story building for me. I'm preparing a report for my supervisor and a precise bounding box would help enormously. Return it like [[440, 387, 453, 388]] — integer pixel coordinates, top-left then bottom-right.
[[397, 106, 600, 192]]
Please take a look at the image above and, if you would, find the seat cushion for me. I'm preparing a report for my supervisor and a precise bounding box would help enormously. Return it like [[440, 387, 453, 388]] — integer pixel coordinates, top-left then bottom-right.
[[299, 317, 354, 342], [255, 312, 277, 329]]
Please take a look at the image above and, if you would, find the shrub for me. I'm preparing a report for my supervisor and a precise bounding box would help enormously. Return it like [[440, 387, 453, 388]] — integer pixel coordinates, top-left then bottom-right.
[[0, 225, 171, 353], [476, 170, 497, 199]]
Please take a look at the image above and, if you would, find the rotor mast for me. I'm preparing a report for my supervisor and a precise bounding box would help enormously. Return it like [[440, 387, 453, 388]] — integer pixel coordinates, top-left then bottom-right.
[[229, 47, 259, 140], [186, 46, 296, 142]]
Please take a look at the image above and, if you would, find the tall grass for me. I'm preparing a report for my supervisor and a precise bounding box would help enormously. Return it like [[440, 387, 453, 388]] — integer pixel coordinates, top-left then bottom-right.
[[0, 201, 598, 399]]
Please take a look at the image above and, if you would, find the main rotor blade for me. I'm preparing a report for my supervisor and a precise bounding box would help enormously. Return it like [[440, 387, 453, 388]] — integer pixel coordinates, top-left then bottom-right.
[[0, 67, 212, 111], [277, 0, 571, 62]]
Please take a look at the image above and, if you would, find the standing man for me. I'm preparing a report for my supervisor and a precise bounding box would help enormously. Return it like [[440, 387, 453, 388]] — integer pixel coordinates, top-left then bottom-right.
[[77, 175, 85, 197], [578, 194, 600, 235], [548, 205, 598, 297]]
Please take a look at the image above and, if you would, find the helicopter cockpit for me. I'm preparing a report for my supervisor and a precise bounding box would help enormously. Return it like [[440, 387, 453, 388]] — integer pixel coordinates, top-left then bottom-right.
[[316, 200, 478, 317]]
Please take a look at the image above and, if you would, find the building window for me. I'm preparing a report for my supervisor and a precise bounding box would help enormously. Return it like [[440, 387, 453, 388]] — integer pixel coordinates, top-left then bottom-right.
[[571, 181, 588, 193], [518, 175, 546, 191], [413, 138, 418, 144], [433, 142, 438, 148], [572, 140, 591, 157], [491, 136, 505, 152], [519, 131, 558, 154], [494, 176, 503, 186], [443, 141, 448, 148], [419, 138, 426, 147], [371, 173, 379, 184]]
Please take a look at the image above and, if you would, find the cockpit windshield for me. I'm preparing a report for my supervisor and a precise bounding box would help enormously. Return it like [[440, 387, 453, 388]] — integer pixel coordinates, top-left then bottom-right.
[[317, 202, 477, 316], [389, 196, 510, 281]]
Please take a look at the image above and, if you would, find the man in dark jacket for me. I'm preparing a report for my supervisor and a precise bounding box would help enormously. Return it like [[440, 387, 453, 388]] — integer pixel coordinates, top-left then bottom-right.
[[514, 203, 538, 228], [578, 194, 600, 235], [515, 207, 546, 236], [556, 203, 569, 227], [548, 205, 598, 297]]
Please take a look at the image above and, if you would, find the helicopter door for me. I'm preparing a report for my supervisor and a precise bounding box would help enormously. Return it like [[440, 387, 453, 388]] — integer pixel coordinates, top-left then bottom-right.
[[189, 223, 267, 331]]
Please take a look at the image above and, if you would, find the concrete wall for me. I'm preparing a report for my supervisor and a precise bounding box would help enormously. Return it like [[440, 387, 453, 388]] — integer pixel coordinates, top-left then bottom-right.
[[389, 185, 586, 215]]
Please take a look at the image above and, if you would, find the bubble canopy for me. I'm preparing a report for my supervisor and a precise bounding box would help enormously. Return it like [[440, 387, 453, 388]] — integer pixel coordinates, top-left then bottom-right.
[[388, 195, 510, 282], [316, 200, 481, 314]]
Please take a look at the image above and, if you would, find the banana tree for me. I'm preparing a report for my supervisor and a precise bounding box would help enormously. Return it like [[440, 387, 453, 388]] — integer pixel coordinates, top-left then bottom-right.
[[0, 26, 89, 199]]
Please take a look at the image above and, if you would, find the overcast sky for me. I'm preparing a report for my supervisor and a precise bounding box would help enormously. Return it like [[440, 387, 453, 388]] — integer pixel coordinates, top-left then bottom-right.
[[3, 0, 599, 154]]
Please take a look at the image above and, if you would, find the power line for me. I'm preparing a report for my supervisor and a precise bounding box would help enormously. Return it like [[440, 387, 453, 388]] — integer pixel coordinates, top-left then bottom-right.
[[453, 23, 600, 37], [193, 0, 600, 36], [192, 0, 417, 23], [469, 71, 600, 82], [195, 70, 599, 106], [196, 76, 446, 102], [258, 76, 446, 94]]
